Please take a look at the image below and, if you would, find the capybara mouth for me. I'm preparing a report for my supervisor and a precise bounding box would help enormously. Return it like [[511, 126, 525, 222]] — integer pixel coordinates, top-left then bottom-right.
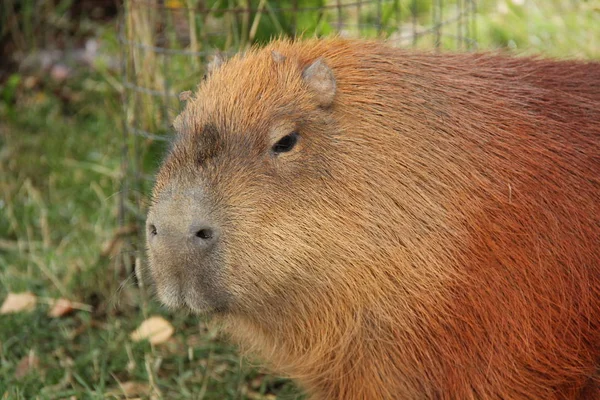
[[154, 277, 227, 315]]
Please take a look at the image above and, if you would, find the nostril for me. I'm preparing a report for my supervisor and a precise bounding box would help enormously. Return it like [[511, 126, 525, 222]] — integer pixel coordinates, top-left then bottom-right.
[[148, 224, 157, 236], [195, 228, 214, 240]]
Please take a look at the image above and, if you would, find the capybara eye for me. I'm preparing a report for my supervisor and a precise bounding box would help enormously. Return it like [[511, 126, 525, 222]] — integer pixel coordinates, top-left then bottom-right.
[[195, 228, 213, 240], [272, 132, 299, 154], [148, 224, 157, 236]]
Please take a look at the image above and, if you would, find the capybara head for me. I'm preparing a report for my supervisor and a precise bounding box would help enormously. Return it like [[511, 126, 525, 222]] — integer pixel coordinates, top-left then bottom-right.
[[146, 43, 364, 316], [146, 38, 600, 398]]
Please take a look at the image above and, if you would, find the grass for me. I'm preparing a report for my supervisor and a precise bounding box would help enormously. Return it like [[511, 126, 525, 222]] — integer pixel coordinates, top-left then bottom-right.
[[1, 0, 599, 398], [476, 0, 600, 58]]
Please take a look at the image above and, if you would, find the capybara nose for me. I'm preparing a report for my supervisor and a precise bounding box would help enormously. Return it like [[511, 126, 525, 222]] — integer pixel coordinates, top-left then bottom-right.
[[190, 224, 219, 244], [147, 220, 219, 248]]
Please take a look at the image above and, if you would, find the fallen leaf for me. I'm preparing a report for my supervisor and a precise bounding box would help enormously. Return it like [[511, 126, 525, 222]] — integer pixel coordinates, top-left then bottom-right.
[[0, 292, 37, 314], [15, 350, 39, 379], [130, 316, 174, 344], [48, 298, 75, 318]]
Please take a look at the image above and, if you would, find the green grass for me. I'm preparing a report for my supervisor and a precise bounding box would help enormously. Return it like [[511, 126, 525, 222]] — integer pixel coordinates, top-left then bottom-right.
[[476, 0, 600, 58], [1, 0, 599, 398]]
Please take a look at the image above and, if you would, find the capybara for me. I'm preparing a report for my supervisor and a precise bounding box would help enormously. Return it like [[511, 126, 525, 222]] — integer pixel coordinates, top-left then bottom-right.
[[146, 38, 600, 399]]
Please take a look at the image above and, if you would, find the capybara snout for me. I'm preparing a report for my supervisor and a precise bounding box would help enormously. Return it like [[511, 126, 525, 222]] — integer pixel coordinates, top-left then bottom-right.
[[147, 186, 228, 312]]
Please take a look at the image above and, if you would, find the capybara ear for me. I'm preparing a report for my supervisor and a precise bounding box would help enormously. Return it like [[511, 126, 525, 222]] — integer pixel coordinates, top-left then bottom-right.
[[302, 58, 336, 108], [178, 90, 192, 102], [271, 50, 287, 63], [207, 51, 225, 76]]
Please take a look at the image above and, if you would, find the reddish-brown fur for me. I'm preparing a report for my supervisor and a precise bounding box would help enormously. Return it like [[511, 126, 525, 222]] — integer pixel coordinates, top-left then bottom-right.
[[148, 38, 600, 399]]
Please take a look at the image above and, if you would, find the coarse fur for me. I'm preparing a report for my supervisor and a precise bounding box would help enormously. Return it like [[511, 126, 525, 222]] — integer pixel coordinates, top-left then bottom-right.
[[147, 38, 600, 399]]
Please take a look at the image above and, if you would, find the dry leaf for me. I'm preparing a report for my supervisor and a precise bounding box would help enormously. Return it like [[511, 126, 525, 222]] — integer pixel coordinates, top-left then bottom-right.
[[15, 350, 39, 379], [48, 298, 75, 318], [1, 292, 37, 314], [130, 316, 174, 344]]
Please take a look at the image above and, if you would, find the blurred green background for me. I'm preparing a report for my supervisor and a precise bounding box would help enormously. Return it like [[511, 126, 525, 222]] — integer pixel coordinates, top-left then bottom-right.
[[1, 0, 598, 398]]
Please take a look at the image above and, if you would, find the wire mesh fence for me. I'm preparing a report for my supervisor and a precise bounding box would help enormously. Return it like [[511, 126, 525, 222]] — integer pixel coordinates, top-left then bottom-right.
[[118, 0, 477, 273]]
